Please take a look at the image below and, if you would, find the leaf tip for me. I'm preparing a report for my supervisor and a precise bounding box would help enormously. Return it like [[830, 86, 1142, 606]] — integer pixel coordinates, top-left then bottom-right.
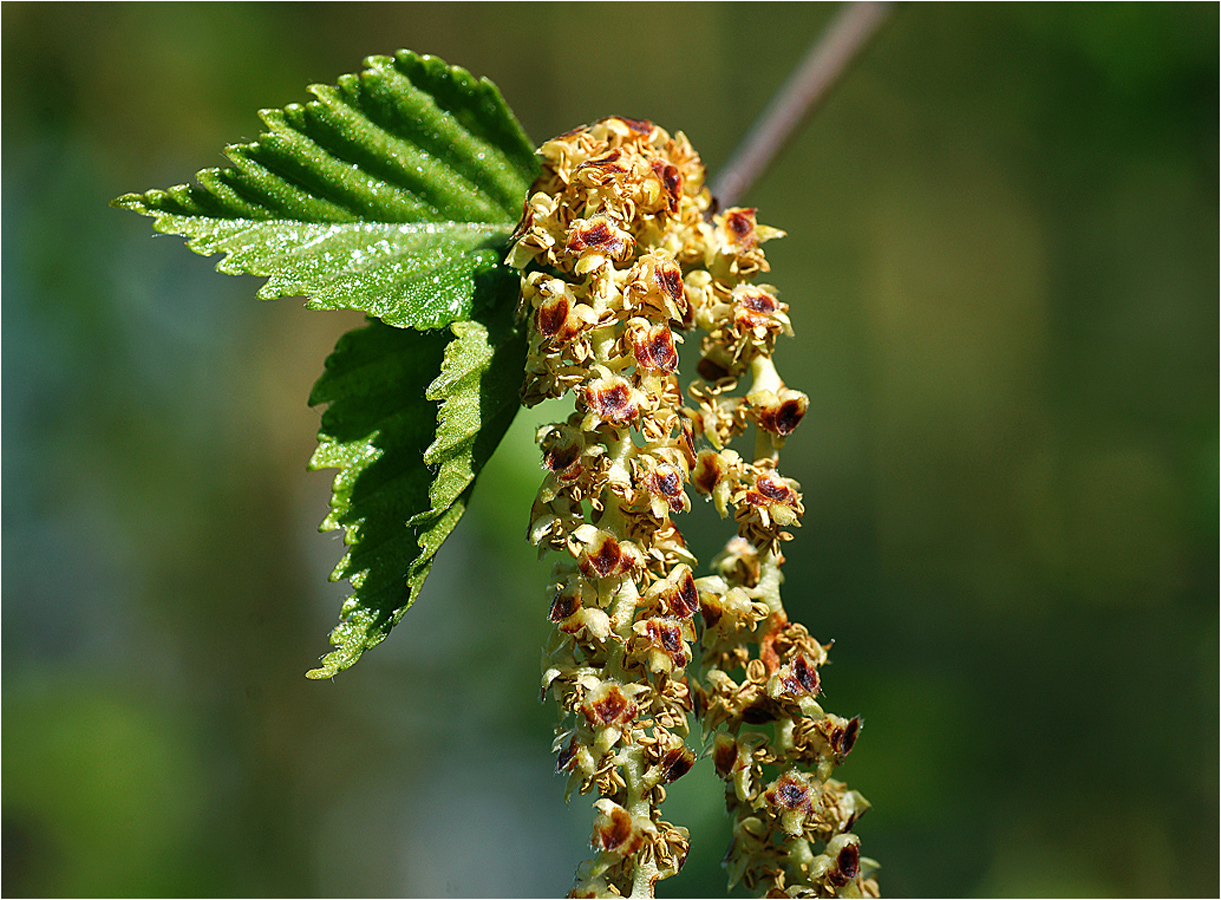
[[306, 624, 368, 680]]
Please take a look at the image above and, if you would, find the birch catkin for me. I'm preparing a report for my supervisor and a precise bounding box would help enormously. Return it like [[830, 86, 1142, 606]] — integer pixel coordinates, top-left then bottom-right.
[[509, 117, 876, 899]]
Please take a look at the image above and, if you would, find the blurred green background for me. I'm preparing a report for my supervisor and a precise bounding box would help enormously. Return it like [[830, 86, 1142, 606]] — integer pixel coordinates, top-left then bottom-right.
[[3, 3, 1216, 896]]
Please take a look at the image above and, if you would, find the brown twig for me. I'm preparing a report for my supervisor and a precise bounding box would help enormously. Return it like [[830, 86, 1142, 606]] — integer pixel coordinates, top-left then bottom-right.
[[710, 2, 893, 209]]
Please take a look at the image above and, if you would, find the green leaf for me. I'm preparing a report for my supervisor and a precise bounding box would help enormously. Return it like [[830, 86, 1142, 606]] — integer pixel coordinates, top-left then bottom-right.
[[114, 49, 536, 674], [306, 279, 527, 679], [113, 50, 539, 329]]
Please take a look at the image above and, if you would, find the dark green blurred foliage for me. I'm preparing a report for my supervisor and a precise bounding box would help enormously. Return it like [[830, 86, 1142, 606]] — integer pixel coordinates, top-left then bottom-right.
[[3, 3, 1216, 896]]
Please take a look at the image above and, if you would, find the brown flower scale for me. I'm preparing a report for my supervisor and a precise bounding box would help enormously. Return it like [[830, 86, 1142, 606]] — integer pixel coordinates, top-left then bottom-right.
[[509, 117, 877, 898]]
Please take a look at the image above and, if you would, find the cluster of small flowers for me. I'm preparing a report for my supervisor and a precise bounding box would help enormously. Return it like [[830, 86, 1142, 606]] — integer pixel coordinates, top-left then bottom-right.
[[696, 535, 878, 897], [511, 116, 707, 898], [510, 116, 875, 898]]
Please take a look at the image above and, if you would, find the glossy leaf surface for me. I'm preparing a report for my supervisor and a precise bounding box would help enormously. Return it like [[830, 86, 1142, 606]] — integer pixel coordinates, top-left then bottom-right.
[[306, 292, 526, 678], [116, 51, 537, 673], [114, 50, 538, 328]]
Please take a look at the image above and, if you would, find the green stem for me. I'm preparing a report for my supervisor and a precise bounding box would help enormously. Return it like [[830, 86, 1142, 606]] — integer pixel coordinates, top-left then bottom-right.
[[756, 549, 786, 618], [750, 355, 783, 464], [621, 749, 659, 898], [785, 837, 816, 888], [750, 354, 783, 394]]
